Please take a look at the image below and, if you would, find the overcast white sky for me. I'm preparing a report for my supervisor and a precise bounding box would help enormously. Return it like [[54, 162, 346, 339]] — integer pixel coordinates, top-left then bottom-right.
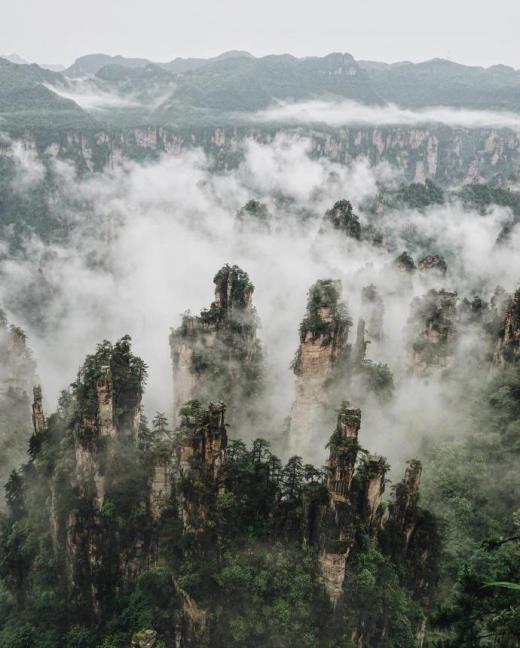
[[2, 0, 519, 68]]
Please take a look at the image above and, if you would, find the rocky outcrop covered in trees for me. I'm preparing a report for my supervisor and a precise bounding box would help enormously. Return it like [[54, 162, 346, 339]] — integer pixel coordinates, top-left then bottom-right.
[[288, 279, 352, 456], [494, 287, 520, 367], [0, 310, 37, 501], [417, 254, 448, 276], [406, 289, 458, 376], [361, 284, 385, 344], [306, 403, 437, 628], [170, 264, 263, 431], [0, 333, 440, 647]]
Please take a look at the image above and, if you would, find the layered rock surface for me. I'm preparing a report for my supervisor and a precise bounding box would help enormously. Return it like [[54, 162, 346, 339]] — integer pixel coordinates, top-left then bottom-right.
[[170, 265, 263, 432], [288, 279, 352, 457], [406, 289, 458, 376], [494, 287, 520, 367]]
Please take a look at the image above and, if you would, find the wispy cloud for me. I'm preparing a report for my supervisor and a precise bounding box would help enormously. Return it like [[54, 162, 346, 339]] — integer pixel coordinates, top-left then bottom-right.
[[45, 81, 142, 111], [253, 100, 520, 130]]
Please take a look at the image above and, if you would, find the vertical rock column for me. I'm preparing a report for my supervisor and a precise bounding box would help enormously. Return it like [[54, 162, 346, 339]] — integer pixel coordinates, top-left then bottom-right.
[[170, 264, 263, 429], [494, 287, 520, 367], [406, 289, 458, 376], [288, 279, 352, 458], [318, 405, 361, 603], [31, 385, 45, 435], [176, 401, 228, 533]]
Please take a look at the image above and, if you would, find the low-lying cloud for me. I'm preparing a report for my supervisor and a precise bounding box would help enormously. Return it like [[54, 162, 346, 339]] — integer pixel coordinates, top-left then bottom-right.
[[254, 100, 520, 130], [46, 81, 143, 111], [1, 133, 519, 472]]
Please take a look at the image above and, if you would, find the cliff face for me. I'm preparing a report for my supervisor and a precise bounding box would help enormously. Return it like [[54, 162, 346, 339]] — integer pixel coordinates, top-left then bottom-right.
[[316, 406, 390, 604], [54, 338, 149, 612], [305, 401, 437, 641], [288, 279, 352, 457], [177, 401, 227, 533], [170, 265, 263, 431], [406, 289, 458, 376], [0, 312, 37, 501], [494, 288, 520, 367], [3, 123, 520, 186], [361, 284, 385, 344]]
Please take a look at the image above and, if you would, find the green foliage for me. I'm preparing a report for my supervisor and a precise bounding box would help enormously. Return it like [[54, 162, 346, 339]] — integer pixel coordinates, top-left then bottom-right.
[[340, 543, 423, 647], [394, 251, 417, 272], [422, 365, 520, 643], [322, 200, 362, 240], [358, 360, 395, 402], [211, 544, 330, 648], [71, 335, 147, 443], [297, 279, 352, 349], [396, 179, 444, 209]]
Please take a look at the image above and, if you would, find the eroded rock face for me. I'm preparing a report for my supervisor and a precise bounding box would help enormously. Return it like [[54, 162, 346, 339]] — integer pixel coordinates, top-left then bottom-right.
[[327, 407, 361, 503], [361, 456, 387, 529], [61, 338, 149, 610], [394, 251, 417, 273], [318, 406, 360, 603], [361, 284, 384, 343], [73, 363, 141, 507], [391, 460, 422, 551], [288, 279, 352, 457], [177, 401, 227, 533], [170, 265, 263, 430], [494, 288, 520, 367], [149, 456, 172, 521], [406, 289, 458, 376], [31, 385, 45, 435], [0, 312, 37, 501], [321, 200, 362, 240], [317, 407, 389, 604], [418, 254, 448, 276]]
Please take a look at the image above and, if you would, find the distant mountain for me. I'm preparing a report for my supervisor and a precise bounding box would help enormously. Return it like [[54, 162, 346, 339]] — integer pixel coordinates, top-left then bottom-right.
[[1, 54, 65, 72], [4, 50, 520, 134], [1, 53, 30, 65], [39, 63, 66, 72], [64, 53, 153, 78], [0, 58, 95, 131], [160, 50, 254, 74], [64, 50, 255, 78], [358, 58, 520, 110], [158, 52, 381, 114]]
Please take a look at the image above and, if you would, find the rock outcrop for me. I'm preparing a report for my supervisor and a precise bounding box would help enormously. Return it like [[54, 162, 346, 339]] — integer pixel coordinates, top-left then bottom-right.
[[170, 265, 263, 431], [390, 459, 422, 551], [0, 312, 37, 500], [360, 284, 384, 343], [394, 251, 417, 273], [321, 200, 362, 240], [406, 289, 458, 376], [288, 279, 352, 457], [61, 337, 148, 611], [31, 385, 45, 435], [494, 287, 520, 367], [8, 124, 520, 187], [418, 254, 448, 276], [312, 403, 435, 623], [149, 454, 173, 521], [177, 401, 227, 533]]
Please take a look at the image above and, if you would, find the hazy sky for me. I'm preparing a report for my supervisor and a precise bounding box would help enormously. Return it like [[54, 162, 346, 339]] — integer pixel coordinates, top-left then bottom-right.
[[3, 0, 519, 68]]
